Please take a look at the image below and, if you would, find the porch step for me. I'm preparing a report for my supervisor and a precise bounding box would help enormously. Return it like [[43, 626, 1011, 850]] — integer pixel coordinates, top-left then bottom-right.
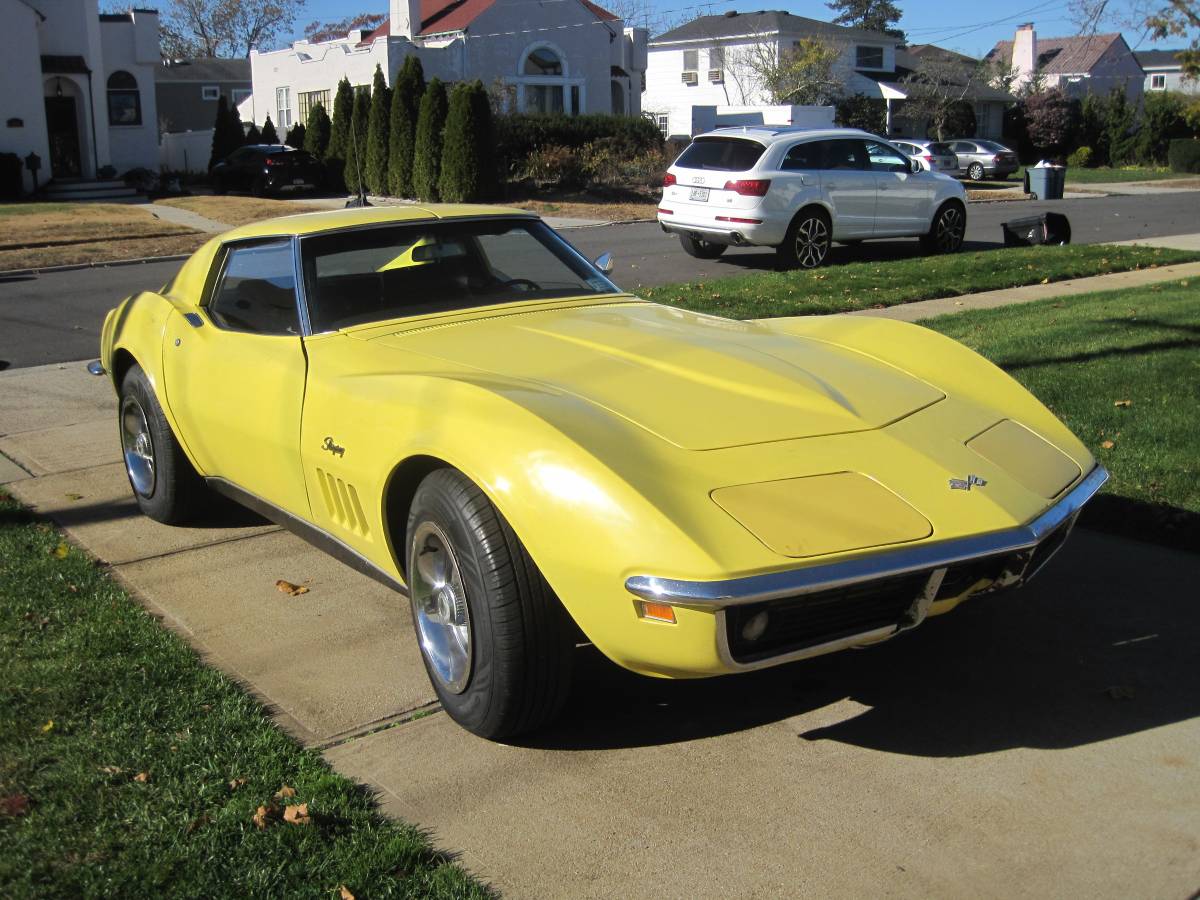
[[45, 179, 140, 200]]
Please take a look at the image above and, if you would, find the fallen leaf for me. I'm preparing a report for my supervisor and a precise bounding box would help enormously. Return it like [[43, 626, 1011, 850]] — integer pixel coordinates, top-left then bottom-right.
[[274, 785, 297, 799], [40, 720, 54, 733], [0, 794, 30, 818], [99, 765, 123, 775], [1040, 277, 1050, 284], [51, 543, 69, 559], [186, 814, 212, 834], [338, 888, 356, 900], [283, 803, 311, 826], [133, 771, 150, 783], [65, 492, 84, 501], [228, 778, 247, 791], [275, 580, 310, 597], [1113, 400, 1132, 407], [252, 804, 280, 829], [1100, 440, 1115, 449]]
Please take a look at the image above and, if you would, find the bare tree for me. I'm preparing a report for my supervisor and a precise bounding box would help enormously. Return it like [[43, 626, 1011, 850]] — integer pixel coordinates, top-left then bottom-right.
[[161, 0, 305, 57], [303, 13, 384, 44], [1072, 0, 1199, 78], [724, 34, 843, 105], [902, 55, 988, 139]]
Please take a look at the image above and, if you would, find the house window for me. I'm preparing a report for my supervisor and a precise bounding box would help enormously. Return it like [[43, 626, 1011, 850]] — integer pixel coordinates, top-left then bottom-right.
[[107, 71, 141, 126], [201, 85, 220, 101], [709, 46, 725, 68], [1151, 73, 1166, 89], [275, 86, 292, 129], [524, 47, 562, 76], [297, 89, 329, 123], [683, 49, 699, 72], [855, 45, 884, 69], [526, 84, 564, 114], [657, 114, 669, 138]]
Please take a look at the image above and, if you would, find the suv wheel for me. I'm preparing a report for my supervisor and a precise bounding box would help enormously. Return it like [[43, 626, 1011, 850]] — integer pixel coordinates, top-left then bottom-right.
[[678, 234, 727, 259], [967, 162, 985, 181], [778, 210, 831, 269], [922, 201, 966, 254]]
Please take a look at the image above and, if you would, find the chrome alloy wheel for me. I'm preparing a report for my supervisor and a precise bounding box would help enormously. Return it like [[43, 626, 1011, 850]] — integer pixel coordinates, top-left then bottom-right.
[[794, 216, 829, 268], [120, 395, 156, 497], [409, 520, 473, 694], [935, 206, 965, 252]]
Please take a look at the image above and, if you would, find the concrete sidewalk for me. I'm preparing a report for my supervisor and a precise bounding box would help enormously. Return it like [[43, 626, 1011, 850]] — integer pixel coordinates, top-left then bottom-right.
[[3, 276, 1199, 896]]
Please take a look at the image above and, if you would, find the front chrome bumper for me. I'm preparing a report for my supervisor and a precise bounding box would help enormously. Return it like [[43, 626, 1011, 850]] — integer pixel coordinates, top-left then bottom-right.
[[626, 466, 1108, 671]]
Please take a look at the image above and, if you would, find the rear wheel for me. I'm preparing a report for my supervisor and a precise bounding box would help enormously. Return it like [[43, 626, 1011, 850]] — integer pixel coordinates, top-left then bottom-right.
[[678, 234, 727, 259], [967, 162, 985, 181], [777, 209, 831, 269], [922, 201, 966, 255], [406, 469, 574, 739], [119, 364, 210, 524]]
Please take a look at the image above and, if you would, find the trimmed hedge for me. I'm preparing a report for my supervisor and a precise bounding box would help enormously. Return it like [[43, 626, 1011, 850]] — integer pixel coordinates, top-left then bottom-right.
[[1167, 138, 1200, 173], [495, 113, 661, 173]]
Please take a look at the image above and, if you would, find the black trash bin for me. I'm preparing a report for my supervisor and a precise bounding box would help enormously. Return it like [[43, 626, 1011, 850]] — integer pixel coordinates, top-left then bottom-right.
[[1002, 212, 1072, 246]]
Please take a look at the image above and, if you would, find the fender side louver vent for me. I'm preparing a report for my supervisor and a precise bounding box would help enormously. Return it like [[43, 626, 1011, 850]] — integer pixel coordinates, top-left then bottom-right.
[[316, 468, 370, 537]]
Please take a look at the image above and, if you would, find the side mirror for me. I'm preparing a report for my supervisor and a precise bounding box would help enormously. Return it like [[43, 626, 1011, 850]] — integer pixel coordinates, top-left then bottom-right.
[[594, 251, 614, 274], [909, 158, 922, 175]]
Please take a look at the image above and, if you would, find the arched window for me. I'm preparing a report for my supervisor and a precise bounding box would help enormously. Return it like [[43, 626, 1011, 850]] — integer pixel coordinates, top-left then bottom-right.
[[107, 71, 142, 126], [523, 47, 562, 76]]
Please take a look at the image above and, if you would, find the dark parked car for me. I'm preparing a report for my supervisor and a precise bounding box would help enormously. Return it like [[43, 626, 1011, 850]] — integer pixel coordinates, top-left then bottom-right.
[[949, 140, 1019, 181], [211, 145, 324, 196]]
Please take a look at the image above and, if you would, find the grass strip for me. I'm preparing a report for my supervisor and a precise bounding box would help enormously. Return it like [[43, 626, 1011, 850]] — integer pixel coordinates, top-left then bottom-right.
[[924, 280, 1200, 548], [0, 490, 490, 898], [646, 244, 1200, 320]]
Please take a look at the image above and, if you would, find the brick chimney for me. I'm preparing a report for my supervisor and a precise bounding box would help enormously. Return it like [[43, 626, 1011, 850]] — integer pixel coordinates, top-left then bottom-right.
[[390, 0, 422, 40], [1012, 23, 1037, 85]]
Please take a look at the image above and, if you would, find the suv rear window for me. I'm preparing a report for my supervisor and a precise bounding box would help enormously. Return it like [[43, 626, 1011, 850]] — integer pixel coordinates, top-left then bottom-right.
[[675, 137, 765, 172]]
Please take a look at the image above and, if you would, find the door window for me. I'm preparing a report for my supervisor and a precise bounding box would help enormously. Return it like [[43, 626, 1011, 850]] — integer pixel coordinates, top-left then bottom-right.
[[824, 139, 868, 170], [953, 142, 976, 154], [208, 241, 300, 335], [781, 141, 825, 170], [865, 140, 910, 173]]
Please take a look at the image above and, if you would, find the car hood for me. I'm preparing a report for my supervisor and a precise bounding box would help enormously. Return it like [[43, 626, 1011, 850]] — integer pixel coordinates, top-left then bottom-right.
[[367, 301, 945, 450]]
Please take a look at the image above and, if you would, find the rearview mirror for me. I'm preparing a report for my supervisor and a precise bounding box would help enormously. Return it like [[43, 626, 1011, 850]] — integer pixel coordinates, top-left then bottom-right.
[[594, 252, 614, 274]]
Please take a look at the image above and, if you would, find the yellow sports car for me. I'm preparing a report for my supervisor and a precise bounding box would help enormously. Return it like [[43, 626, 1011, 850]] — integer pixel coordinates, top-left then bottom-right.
[[95, 205, 1106, 738]]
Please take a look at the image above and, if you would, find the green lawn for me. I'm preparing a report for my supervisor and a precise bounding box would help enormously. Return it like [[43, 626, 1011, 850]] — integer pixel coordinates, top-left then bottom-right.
[[648, 244, 1200, 320], [0, 489, 490, 898], [1015, 165, 1188, 184], [924, 281, 1199, 534]]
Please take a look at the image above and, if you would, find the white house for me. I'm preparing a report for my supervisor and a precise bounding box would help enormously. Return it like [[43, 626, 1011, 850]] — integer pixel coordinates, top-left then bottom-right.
[[986, 24, 1145, 104], [247, 0, 648, 131], [1135, 49, 1198, 95], [0, 0, 160, 192], [643, 10, 903, 138]]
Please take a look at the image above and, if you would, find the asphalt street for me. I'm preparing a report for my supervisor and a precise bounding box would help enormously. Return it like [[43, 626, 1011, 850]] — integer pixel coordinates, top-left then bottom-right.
[[2, 191, 1198, 370]]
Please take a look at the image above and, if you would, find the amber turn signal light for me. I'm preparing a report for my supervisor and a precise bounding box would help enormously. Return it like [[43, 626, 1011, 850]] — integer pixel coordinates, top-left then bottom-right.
[[637, 600, 677, 623]]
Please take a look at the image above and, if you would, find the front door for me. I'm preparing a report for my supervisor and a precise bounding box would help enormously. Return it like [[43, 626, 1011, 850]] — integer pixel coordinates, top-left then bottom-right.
[[818, 138, 877, 238], [162, 239, 311, 519], [44, 97, 81, 178], [866, 139, 931, 234]]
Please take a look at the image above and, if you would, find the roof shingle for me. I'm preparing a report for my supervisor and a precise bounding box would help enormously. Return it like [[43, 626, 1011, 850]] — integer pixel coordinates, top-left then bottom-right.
[[985, 33, 1124, 75]]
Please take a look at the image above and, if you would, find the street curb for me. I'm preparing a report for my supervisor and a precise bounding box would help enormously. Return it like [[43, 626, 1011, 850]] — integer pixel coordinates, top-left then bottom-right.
[[0, 254, 195, 278]]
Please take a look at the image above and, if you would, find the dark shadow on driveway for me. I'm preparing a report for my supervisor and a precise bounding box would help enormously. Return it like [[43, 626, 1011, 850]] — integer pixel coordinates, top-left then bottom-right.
[[516, 528, 1200, 755]]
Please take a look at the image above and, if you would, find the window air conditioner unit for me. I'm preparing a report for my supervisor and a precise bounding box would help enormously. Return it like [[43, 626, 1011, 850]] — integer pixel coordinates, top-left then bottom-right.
[[681, 71, 698, 85], [709, 68, 723, 82]]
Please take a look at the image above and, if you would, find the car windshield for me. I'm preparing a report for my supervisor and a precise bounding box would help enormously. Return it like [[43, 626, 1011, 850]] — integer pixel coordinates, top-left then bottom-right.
[[675, 137, 766, 172], [299, 218, 619, 332]]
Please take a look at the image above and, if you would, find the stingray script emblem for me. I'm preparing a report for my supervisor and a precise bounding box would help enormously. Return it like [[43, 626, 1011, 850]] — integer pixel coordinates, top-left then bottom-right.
[[949, 474, 987, 491], [322, 437, 345, 458]]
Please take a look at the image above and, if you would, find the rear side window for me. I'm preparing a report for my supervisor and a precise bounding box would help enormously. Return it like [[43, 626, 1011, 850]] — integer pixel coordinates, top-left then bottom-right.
[[929, 142, 954, 155], [781, 141, 825, 170], [208, 241, 300, 336], [822, 139, 868, 170], [675, 137, 765, 172]]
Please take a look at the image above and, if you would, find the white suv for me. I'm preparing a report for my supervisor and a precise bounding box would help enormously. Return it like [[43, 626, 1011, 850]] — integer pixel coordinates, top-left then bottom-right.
[[658, 127, 968, 268]]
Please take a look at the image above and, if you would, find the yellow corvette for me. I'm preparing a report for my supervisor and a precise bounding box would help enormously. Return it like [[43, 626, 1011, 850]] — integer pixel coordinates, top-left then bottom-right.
[[96, 205, 1106, 738]]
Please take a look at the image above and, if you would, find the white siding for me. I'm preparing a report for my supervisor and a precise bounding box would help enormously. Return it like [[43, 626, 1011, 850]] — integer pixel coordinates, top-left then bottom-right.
[[0, 0, 51, 191]]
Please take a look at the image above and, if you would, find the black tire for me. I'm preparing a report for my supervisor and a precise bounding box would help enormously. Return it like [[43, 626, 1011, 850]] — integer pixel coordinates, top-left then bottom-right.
[[777, 208, 831, 269], [921, 200, 967, 255], [678, 233, 727, 259], [118, 364, 210, 525], [251, 176, 267, 198], [406, 469, 573, 739], [967, 162, 985, 181]]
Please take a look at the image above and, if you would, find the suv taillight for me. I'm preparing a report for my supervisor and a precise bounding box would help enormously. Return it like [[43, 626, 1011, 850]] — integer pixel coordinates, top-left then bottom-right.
[[265, 157, 281, 166], [723, 179, 770, 196], [663, 173, 677, 187]]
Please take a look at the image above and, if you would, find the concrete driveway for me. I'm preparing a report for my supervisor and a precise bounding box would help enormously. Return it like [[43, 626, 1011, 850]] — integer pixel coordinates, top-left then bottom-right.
[[2, 362, 1198, 898]]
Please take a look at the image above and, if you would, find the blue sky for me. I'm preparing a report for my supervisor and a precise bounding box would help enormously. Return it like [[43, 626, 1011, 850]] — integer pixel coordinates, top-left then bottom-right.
[[289, 0, 1180, 59]]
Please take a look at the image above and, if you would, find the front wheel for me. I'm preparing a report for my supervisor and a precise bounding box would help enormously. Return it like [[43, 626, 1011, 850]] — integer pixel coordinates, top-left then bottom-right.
[[119, 364, 210, 524], [678, 234, 727, 259], [406, 469, 574, 739], [967, 162, 985, 181], [922, 202, 966, 255], [777, 209, 831, 269]]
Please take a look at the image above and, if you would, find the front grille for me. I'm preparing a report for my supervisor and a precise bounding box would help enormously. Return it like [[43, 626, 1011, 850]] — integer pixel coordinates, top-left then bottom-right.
[[935, 553, 1019, 600], [725, 571, 928, 663]]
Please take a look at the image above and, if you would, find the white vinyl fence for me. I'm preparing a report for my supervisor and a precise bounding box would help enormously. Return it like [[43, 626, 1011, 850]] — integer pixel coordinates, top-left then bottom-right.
[[160, 130, 214, 174]]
